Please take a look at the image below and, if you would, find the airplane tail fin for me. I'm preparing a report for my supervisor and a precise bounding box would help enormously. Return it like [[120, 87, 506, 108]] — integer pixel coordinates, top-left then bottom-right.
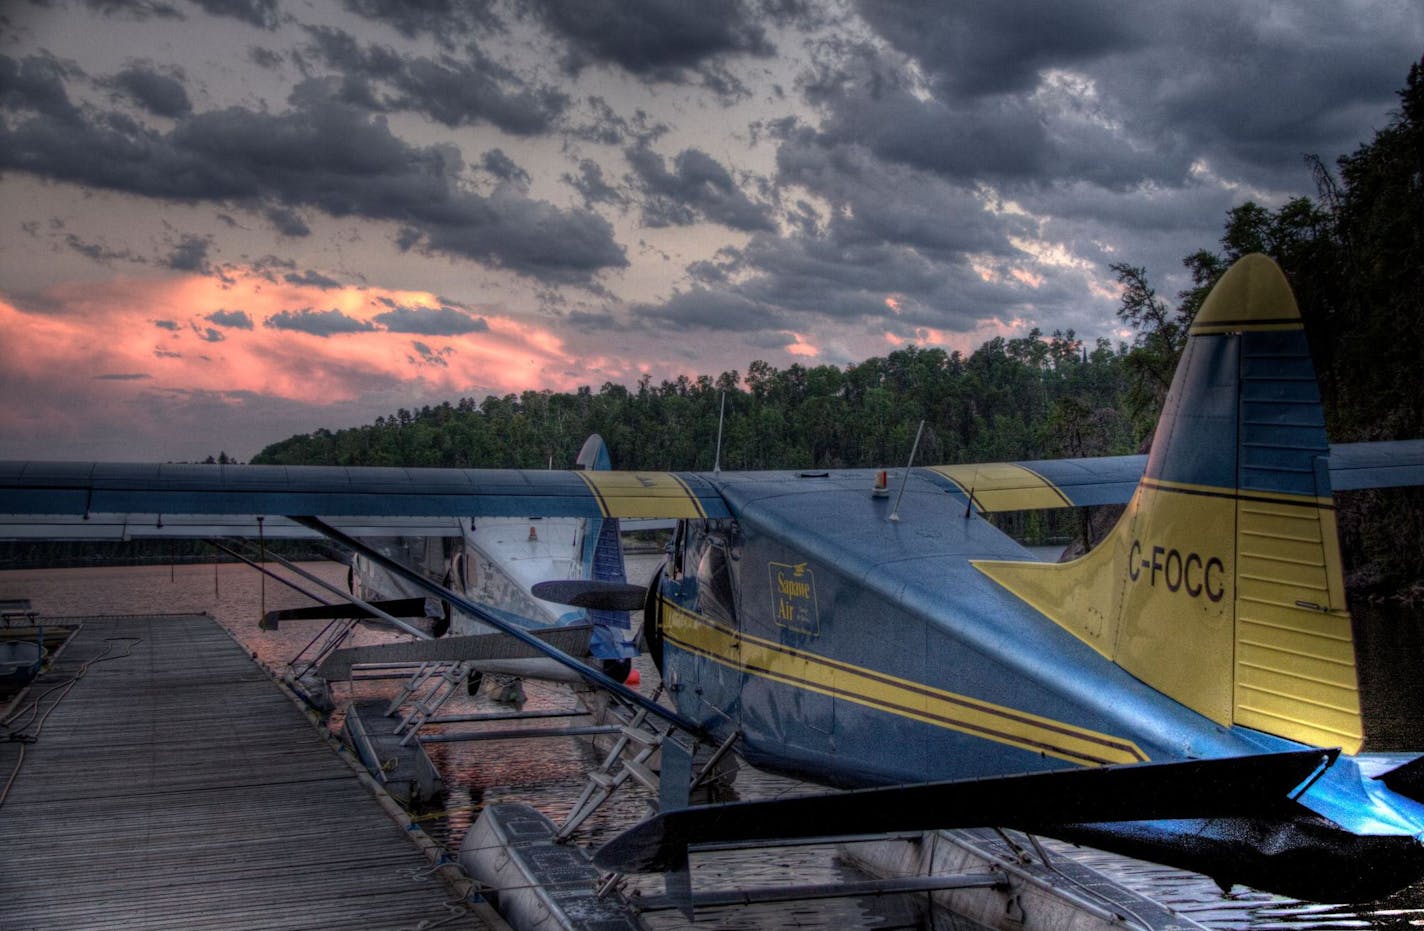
[[977, 254, 1364, 752], [575, 434, 638, 662]]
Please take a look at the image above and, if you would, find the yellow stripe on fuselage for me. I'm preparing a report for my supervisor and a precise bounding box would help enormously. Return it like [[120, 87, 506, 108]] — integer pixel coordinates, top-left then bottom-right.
[[661, 600, 1147, 767], [927, 463, 1072, 512], [576, 471, 708, 519]]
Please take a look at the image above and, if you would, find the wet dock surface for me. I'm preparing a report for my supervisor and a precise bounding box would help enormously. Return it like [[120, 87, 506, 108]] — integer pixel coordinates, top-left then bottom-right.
[[0, 614, 485, 931]]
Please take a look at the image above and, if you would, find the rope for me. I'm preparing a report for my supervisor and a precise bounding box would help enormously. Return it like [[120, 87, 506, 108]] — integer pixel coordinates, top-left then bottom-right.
[[0, 637, 141, 810]]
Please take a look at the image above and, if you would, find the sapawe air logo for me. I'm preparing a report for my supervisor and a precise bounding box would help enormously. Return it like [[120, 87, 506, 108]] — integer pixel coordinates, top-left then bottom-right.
[[770, 561, 820, 635], [1127, 540, 1226, 602]]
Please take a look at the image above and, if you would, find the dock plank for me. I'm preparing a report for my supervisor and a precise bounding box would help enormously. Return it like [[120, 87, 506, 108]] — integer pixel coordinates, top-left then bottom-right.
[[0, 614, 485, 930]]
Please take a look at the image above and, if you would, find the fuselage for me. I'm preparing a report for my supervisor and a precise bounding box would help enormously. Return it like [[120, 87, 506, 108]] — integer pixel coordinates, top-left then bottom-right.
[[651, 469, 1424, 902]]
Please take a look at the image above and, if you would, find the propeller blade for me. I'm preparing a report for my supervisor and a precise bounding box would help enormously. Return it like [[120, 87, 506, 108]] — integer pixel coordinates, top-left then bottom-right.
[[532, 579, 648, 611]]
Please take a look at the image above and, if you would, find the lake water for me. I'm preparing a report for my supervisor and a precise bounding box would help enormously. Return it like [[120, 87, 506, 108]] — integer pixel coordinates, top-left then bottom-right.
[[3, 560, 1422, 930]]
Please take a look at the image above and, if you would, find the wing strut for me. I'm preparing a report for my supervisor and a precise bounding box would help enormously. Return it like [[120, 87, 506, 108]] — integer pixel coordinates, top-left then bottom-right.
[[288, 515, 705, 737], [210, 538, 434, 640]]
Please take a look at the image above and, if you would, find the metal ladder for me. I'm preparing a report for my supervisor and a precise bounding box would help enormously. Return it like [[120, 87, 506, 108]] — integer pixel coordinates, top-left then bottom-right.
[[557, 699, 669, 839], [557, 695, 741, 840], [388, 661, 472, 746]]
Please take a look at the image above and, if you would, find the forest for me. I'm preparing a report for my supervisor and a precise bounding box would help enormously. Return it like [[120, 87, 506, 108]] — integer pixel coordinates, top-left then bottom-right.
[[252, 60, 1424, 600]]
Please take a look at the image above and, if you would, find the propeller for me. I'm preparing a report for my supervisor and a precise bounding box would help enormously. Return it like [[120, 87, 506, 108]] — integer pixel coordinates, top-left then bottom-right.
[[532, 579, 650, 612]]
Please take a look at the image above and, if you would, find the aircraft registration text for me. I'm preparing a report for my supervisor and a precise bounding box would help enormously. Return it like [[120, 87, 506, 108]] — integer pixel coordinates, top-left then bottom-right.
[[1127, 540, 1225, 602]]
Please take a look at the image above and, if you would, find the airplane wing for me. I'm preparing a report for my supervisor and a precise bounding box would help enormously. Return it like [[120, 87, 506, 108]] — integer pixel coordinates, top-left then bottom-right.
[[0, 461, 730, 539], [595, 747, 1334, 872], [921, 439, 1424, 513], [0, 439, 1416, 537]]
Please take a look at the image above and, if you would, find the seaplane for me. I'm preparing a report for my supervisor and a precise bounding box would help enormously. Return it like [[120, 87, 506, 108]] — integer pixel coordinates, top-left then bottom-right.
[[1, 254, 1422, 906], [256, 432, 643, 700]]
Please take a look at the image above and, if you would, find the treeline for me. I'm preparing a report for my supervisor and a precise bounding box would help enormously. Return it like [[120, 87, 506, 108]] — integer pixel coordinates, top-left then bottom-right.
[[254, 333, 1142, 474], [1103, 58, 1424, 598], [256, 59, 1424, 599]]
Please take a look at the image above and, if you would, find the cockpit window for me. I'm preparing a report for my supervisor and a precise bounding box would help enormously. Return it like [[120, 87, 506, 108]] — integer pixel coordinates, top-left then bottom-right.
[[695, 532, 737, 626]]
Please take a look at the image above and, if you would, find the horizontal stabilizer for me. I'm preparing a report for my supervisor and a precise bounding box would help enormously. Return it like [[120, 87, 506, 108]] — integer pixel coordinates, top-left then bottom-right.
[[532, 579, 648, 611], [260, 597, 440, 629], [1377, 755, 1424, 804], [920, 439, 1424, 515], [594, 748, 1334, 873], [317, 625, 592, 680]]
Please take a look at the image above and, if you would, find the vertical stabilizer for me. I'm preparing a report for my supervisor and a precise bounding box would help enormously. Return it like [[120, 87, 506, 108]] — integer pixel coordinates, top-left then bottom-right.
[[976, 254, 1363, 752], [576, 434, 637, 660]]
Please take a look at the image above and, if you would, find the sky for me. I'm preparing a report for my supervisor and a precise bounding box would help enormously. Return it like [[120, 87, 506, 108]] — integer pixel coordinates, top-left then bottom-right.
[[1, 1, 1420, 462]]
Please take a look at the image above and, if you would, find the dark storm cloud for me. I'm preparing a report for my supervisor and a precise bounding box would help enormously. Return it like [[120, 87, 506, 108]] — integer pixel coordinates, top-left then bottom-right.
[[154, 319, 181, 331], [64, 233, 142, 264], [567, 96, 627, 145], [283, 268, 340, 289], [856, 0, 1131, 99], [525, 0, 774, 81], [564, 159, 627, 209], [342, 0, 500, 43], [626, 145, 774, 231], [775, 127, 1025, 258], [409, 340, 452, 367], [247, 254, 296, 283], [159, 233, 213, 272], [481, 148, 530, 187], [248, 46, 284, 69], [205, 309, 253, 329], [686, 246, 746, 284], [193, 324, 225, 342], [630, 198, 1045, 338], [373, 304, 489, 335], [159, 233, 214, 271], [633, 287, 787, 332], [0, 78, 626, 283], [301, 27, 567, 135], [0, 52, 82, 123], [264, 205, 310, 236], [565, 309, 621, 332], [392, 51, 567, 133], [93, 372, 153, 380], [187, 0, 279, 30], [796, 43, 1168, 191], [83, 0, 183, 21], [264, 307, 376, 336], [851, 1, 1424, 187], [684, 4, 1421, 343], [111, 64, 191, 118]]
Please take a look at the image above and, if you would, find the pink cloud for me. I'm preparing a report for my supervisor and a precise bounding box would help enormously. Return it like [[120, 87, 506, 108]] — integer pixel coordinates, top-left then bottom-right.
[[0, 267, 609, 458], [2, 270, 583, 408]]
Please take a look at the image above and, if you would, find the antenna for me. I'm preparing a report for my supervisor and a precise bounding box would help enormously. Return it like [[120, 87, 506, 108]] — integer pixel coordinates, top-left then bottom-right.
[[888, 419, 925, 523], [713, 391, 726, 476]]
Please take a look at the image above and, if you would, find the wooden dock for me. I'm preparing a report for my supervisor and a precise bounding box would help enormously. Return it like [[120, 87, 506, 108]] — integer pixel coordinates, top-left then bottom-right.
[[0, 614, 487, 930]]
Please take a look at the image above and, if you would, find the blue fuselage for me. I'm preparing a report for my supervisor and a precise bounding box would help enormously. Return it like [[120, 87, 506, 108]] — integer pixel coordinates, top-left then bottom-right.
[[653, 470, 1424, 902]]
